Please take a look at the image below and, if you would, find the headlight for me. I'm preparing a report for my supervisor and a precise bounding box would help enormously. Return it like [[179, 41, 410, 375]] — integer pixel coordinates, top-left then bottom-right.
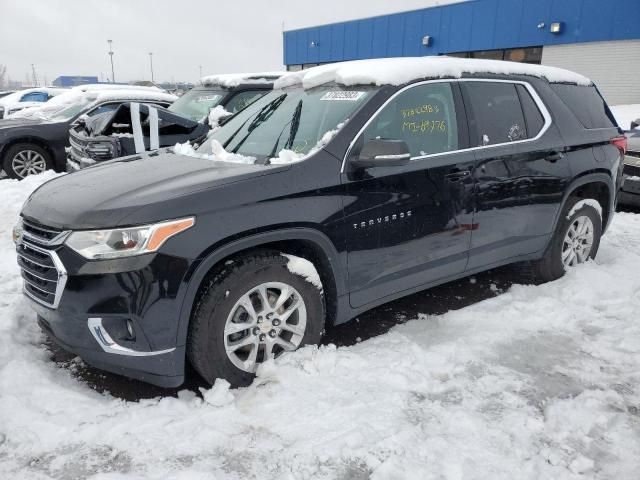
[[65, 217, 195, 260]]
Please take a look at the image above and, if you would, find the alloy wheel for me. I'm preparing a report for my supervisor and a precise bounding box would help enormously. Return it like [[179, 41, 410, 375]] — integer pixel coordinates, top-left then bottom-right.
[[11, 150, 47, 178], [224, 281, 307, 373], [562, 215, 594, 268]]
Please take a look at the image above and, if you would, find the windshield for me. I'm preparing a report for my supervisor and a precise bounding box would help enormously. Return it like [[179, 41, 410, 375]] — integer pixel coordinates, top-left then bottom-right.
[[197, 85, 375, 161], [168, 88, 226, 122], [45, 102, 91, 121]]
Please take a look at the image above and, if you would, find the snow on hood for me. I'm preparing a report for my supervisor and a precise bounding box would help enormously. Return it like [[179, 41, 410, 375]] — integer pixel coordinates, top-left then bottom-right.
[[275, 57, 592, 90], [200, 71, 286, 88]]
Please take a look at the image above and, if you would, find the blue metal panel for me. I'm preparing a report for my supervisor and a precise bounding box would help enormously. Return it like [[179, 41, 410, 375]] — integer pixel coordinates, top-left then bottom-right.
[[548, 0, 583, 45], [615, 0, 640, 40], [470, 0, 498, 51], [343, 21, 359, 60], [372, 16, 389, 58], [283, 0, 640, 65], [330, 23, 345, 62], [357, 19, 374, 59], [493, 0, 524, 48], [447, 3, 474, 52], [387, 14, 405, 57], [420, 7, 443, 55]]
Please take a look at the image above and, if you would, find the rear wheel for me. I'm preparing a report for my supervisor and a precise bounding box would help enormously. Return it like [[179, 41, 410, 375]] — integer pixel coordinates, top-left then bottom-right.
[[3, 143, 51, 179], [187, 251, 325, 387], [527, 197, 602, 283]]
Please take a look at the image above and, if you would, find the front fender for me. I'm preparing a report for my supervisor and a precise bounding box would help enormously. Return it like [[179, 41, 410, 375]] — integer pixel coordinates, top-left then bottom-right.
[[173, 227, 346, 349]]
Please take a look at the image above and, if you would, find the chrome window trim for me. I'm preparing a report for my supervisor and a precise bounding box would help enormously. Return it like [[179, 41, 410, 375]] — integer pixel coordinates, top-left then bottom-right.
[[341, 78, 552, 173], [21, 241, 67, 309], [88, 317, 176, 356]]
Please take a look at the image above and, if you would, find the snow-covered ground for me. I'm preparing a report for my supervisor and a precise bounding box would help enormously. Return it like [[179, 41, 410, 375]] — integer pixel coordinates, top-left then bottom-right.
[[1, 174, 640, 480]]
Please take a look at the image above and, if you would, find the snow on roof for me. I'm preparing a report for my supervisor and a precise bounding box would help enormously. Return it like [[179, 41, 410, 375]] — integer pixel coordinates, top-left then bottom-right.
[[274, 57, 592, 90], [0, 87, 68, 106], [200, 72, 286, 88]]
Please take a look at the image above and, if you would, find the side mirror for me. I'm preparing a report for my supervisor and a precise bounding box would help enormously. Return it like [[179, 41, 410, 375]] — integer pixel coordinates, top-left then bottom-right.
[[631, 118, 640, 130], [352, 139, 411, 168]]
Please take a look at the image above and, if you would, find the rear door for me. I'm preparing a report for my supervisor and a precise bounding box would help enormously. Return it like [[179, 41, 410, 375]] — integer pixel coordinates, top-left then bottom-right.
[[343, 81, 476, 308], [461, 80, 571, 269]]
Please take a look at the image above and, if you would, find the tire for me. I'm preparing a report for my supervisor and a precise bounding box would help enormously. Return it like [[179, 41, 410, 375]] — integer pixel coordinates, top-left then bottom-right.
[[2, 143, 52, 179], [527, 197, 602, 283], [187, 251, 325, 387]]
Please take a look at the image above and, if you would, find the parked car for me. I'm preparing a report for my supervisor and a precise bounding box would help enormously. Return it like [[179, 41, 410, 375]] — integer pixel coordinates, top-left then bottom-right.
[[610, 106, 640, 207], [0, 90, 16, 99], [15, 57, 624, 388], [0, 85, 176, 178], [66, 73, 282, 170], [0, 87, 67, 119]]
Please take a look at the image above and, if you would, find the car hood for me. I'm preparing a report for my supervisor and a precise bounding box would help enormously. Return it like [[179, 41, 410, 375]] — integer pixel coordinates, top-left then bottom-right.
[[21, 151, 285, 229]]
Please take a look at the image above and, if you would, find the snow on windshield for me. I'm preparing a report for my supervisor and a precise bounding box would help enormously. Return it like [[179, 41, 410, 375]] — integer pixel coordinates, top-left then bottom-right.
[[275, 56, 592, 90]]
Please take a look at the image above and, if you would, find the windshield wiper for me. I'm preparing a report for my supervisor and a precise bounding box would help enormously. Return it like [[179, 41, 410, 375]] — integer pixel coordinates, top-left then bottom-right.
[[225, 94, 288, 153], [266, 100, 302, 160]]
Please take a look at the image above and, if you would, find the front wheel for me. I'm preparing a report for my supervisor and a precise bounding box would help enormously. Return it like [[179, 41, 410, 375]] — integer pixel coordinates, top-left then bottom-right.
[[528, 197, 602, 283], [3, 143, 52, 179], [187, 251, 325, 387]]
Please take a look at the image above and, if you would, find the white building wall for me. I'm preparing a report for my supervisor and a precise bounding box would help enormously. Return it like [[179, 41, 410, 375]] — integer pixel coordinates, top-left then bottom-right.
[[541, 39, 640, 106]]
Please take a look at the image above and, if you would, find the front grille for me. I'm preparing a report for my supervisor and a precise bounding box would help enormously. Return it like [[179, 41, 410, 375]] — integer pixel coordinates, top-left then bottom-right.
[[69, 131, 117, 162], [22, 218, 64, 243], [17, 222, 67, 309], [69, 133, 88, 162]]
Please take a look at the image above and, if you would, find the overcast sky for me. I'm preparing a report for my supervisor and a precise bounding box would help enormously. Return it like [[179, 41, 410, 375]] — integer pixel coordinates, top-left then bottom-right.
[[1, 0, 459, 85]]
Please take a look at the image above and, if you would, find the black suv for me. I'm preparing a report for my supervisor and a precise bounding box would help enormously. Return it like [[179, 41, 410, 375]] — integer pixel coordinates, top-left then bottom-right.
[[66, 75, 280, 170], [16, 58, 625, 388]]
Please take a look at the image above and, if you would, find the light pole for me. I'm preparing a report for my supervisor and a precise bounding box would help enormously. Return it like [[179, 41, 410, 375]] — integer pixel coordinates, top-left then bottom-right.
[[107, 39, 115, 83], [149, 52, 154, 83], [199, 65, 202, 80]]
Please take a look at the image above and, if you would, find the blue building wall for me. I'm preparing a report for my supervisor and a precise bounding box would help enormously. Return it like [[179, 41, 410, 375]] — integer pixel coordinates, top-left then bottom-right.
[[283, 0, 640, 65], [52, 76, 99, 87]]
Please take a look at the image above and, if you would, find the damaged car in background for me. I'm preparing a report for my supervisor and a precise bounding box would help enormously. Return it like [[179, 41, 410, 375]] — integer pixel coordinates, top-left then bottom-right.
[[0, 85, 176, 179], [66, 72, 283, 170]]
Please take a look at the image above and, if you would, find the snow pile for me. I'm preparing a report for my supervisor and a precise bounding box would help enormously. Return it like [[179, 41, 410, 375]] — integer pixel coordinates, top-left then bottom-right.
[[1, 177, 640, 478], [282, 253, 323, 290], [201, 71, 286, 88], [275, 56, 592, 90], [173, 139, 256, 164], [207, 105, 231, 130], [270, 120, 348, 165], [610, 104, 640, 130], [567, 199, 603, 220]]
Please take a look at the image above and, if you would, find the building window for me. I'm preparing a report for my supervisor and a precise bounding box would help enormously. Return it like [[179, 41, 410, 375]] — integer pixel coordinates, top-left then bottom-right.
[[446, 47, 542, 64]]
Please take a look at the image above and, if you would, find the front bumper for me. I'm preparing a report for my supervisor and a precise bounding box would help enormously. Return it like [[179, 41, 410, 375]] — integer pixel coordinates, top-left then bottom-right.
[[19, 233, 193, 388]]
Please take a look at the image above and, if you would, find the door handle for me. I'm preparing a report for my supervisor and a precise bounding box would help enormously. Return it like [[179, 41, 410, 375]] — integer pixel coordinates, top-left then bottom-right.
[[545, 151, 564, 163], [444, 169, 471, 181]]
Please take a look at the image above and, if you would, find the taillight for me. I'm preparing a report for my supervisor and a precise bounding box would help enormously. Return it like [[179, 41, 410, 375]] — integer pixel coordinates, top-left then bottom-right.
[[611, 135, 627, 155]]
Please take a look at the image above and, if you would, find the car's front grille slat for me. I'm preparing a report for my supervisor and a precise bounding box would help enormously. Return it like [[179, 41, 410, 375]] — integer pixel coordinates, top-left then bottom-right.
[[16, 221, 67, 309]]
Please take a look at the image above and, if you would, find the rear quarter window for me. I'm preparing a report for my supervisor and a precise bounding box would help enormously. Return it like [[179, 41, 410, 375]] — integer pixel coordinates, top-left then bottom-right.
[[551, 84, 616, 129]]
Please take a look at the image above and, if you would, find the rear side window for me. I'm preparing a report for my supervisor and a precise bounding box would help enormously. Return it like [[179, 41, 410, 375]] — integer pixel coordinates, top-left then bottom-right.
[[516, 84, 545, 138], [462, 82, 527, 146], [550, 84, 616, 129], [362, 82, 459, 158]]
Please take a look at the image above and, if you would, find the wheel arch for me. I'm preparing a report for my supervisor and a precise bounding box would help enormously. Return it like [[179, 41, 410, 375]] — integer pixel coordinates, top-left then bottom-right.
[[552, 171, 614, 236], [0, 136, 55, 163], [175, 228, 347, 349]]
